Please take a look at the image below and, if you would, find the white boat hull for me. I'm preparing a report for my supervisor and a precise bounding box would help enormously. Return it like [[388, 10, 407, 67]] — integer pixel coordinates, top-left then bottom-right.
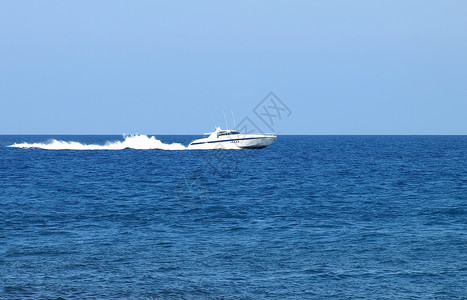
[[188, 135, 277, 150]]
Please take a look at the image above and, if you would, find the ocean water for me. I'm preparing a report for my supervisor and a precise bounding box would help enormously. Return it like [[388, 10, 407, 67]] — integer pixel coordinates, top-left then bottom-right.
[[1, 135, 466, 299]]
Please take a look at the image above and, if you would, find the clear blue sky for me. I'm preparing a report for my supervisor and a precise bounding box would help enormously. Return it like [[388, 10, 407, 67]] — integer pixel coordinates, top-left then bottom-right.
[[1, 1, 466, 134]]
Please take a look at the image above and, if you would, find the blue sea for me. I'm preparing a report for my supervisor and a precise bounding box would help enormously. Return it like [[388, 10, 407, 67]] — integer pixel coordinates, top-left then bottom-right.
[[1, 135, 466, 299]]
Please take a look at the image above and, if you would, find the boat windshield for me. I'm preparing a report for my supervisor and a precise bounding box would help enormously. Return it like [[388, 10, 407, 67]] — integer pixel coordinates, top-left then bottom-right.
[[218, 131, 240, 136]]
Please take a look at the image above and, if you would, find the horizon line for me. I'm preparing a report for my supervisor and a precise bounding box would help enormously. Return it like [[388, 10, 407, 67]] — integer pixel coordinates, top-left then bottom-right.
[[1, 133, 466, 136]]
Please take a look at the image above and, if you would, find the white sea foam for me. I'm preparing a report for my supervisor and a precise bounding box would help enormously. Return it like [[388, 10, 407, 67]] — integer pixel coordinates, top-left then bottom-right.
[[9, 135, 187, 151]]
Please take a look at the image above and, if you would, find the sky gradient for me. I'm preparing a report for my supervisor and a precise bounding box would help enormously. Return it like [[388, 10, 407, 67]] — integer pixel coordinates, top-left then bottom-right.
[[1, 1, 466, 134]]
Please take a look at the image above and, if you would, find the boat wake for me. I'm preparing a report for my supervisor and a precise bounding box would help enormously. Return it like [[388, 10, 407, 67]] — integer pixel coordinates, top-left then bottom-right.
[[8, 135, 187, 151]]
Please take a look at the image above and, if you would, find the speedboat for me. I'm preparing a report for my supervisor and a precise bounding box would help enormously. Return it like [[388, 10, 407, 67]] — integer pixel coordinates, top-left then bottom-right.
[[188, 127, 277, 149]]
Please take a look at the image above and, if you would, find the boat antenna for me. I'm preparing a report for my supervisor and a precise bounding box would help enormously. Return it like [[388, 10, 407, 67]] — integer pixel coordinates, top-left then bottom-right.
[[223, 110, 229, 129], [231, 110, 236, 129]]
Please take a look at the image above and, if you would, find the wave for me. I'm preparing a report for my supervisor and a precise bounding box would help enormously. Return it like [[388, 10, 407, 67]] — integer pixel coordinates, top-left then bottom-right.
[[8, 135, 187, 151]]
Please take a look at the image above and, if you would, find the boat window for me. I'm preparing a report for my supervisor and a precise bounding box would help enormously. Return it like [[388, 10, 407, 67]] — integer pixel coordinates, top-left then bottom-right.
[[218, 131, 240, 137]]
